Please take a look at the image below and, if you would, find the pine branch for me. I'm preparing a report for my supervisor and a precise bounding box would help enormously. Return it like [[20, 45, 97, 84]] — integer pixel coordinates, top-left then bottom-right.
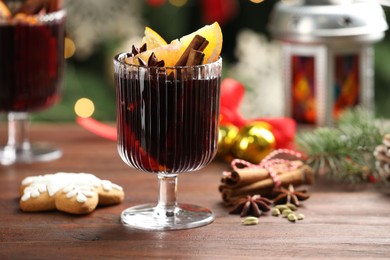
[[295, 107, 385, 185]]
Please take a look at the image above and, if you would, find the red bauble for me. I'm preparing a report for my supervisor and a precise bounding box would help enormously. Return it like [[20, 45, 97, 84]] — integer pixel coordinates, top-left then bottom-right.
[[147, 0, 166, 7], [201, 0, 238, 25]]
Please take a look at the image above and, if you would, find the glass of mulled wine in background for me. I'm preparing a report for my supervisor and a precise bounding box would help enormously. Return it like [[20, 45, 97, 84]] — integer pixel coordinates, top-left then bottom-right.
[[114, 53, 222, 230], [0, 10, 66, 165]]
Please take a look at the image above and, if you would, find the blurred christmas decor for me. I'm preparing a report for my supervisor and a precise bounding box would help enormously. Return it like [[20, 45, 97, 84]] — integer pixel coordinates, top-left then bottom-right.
[[201, 0, 238, 26], [296, 107, 386, 186], [217, 78, 296, 164], [74, 97, 116, 141], [217, 121, 275, 164], [63, 0, 143, 60], [374, 133, 390, 194], [268, 0, 388, 126], [218, 124, 240, 163], [229, 121, 275, 164], [230, 29, 283, 118], [374, 134, 390, 179]]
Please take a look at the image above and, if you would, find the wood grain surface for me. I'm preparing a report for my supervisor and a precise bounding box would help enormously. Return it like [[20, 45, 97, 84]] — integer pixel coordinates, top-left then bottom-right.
[[1, 123, 390, 259]]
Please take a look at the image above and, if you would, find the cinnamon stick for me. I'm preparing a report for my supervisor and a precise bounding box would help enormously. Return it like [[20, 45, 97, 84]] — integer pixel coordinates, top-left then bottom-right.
[[198, 39, 209, 52], [18, 0, 46, 15], [175, 34, 208, 66], [221, 168, 269, 188], [46, 0, 62, 13], [186, 49, 204, 66]]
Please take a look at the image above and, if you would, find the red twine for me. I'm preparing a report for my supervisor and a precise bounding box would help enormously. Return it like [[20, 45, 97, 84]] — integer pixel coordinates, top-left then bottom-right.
[[229, 149, 303, 188]]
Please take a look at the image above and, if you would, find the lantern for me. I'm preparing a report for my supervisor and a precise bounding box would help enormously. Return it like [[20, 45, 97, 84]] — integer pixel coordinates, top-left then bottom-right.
[[269, 0, 388, 126]]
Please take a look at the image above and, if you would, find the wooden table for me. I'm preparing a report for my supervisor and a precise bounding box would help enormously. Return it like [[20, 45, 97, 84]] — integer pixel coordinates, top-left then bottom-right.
[[1, 123, 390, 259]]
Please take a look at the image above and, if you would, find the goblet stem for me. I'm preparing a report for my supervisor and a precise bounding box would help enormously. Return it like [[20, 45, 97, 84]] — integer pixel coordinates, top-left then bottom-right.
[[120, 172, 214, 230], [1, 112, 30, 165], [0, 112, 62, 165], [8, 112, 31, 150], [154, 174, 178, 218]]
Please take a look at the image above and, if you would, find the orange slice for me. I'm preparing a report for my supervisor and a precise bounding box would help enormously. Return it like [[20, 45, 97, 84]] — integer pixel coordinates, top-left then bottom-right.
[[176, 22, 222, 64], [134, 40, 182, 67], [0, 1, 11, 19], [129, 22, 222, 67], [141, 26, 168, 50]]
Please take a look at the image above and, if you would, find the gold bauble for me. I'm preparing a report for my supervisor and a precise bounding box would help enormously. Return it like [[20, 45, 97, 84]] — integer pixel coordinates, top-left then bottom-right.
[[232, 121, 276, 164], [217, 124, 239, 162]]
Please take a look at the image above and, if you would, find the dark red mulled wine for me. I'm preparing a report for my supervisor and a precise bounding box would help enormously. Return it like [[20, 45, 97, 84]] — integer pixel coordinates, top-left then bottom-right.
[[116, 69, 221, 174], [0, 13, 65, 112]]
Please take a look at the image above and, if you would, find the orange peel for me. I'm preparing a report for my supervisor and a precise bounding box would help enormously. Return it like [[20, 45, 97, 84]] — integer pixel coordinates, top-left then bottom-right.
[[177, 22, 222, 64], [141, 26, 168, 49], [129, 22, 222, 67]]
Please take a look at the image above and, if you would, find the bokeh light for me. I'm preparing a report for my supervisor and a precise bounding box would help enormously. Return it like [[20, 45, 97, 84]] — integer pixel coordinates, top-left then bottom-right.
[[74, 98, 95, 118], [169, 0, 187, 7], [249, 0, 265, 3], [64, 37, 76, 59]]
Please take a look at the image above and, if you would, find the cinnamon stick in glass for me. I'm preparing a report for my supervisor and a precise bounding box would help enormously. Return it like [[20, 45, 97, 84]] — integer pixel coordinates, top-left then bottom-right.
[[175, 34, 208, 66], [186, 49, 204, 66]]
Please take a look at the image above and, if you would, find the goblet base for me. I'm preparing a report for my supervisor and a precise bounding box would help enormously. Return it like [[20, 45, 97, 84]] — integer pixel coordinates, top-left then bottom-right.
[[0, 143, 62, 165], [121, 203, 214, 231]]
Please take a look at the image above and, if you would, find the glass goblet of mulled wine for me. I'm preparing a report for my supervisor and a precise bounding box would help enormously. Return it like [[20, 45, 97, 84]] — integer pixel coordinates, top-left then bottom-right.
[[114, 53, 222, 230], [0, 10, 66, 165]]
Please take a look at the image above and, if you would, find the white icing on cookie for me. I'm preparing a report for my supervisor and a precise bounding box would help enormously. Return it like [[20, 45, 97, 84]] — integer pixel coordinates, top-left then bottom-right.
[[20, 173, 123, 203], [21, 177, 49, 201], [21, 184, 45, 201], [100, 180, 124, 192], [62, 183, 95, 203]]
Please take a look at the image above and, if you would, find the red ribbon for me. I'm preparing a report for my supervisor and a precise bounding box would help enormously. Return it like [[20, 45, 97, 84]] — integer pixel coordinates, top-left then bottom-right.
[[76, 117, 116, 141], [220, 78, 296, 150]]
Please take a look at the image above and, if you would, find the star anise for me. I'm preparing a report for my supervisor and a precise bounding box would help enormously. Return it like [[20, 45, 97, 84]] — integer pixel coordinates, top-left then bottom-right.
[[229, 195, 272, 217], [136, 52, 165, 67], [129, 44, 165, 67], [147, 52, 165, 67], [131, 43, 147, 56], [272, 184, 310, 206]]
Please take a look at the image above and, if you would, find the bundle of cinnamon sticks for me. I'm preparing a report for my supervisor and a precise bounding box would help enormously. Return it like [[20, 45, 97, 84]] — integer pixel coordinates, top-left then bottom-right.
[[219, 160, 314, 205]]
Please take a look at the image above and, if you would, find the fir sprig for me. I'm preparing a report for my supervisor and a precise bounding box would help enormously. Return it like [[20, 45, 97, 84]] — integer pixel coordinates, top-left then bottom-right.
[[295, 108, 385, 185]]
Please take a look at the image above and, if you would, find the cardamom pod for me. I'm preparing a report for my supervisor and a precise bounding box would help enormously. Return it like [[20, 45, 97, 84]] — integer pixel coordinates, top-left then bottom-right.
[[275, 205, 289, 212], [282, 209, 293, 218], [287, 213, 297, 222], [297, 213, 305, 220], [242, 216, 259, 225], [271, 208, 280, 216], [286, 203, 297, 211]]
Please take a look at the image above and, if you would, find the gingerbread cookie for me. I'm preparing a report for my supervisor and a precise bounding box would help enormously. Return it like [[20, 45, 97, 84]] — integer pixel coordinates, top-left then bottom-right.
[[20, 173, 124, 214]]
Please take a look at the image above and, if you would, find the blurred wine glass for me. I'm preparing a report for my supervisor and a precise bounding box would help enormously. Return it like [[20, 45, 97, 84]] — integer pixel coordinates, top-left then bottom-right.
[[0, 9, 66, 165]]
